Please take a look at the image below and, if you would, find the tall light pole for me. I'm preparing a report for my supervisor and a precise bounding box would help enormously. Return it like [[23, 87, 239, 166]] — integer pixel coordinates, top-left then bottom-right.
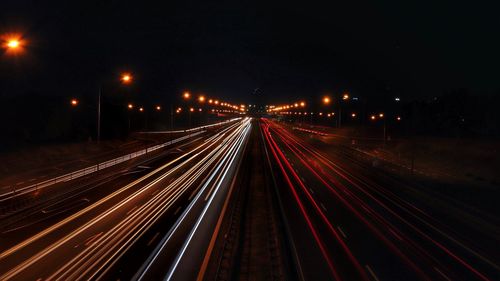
[[97, 73, 133, 143], [338, 92, 350, 128], [379, 113, 386, 145], [189, 107, 194, 127]]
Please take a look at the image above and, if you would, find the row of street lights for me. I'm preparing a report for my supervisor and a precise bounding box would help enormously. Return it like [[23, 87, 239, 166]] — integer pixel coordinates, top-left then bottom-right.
[[3, 33, 144, 141], [180, 91, 246, 127]]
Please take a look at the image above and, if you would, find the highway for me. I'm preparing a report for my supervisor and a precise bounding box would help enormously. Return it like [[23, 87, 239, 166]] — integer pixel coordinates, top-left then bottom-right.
[[1, 116, 498, 281], [260, 118, 499, 281], [0, 118, 251, 281]]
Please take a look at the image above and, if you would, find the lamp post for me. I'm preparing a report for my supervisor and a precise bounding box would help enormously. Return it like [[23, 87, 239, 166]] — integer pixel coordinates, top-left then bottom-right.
[[97, 73, 133, 142], [371, 113, 386, 145], [378, 113, 386, 145], [189, 107, 194, 128]]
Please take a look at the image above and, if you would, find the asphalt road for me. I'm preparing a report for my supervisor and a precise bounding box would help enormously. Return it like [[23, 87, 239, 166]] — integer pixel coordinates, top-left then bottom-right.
[[2, 117, 498, 281], [0, 118, 251, 281], [261, 118, 500, 281]]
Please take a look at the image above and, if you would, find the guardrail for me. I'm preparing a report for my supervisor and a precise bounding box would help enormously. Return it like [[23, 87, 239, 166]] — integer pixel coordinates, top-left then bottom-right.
[[0, 131, 207, 202], [0, 118, 242, 202], [137, 118, 242, 134]]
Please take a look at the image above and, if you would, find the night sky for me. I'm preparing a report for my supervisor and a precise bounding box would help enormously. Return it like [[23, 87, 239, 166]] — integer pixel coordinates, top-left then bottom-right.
[[1, 0, 499, 104]]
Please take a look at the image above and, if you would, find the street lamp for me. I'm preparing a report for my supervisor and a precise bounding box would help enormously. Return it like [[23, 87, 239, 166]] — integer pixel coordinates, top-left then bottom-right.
[[189, 107, 194, 127], [323, 96, 331, 105], [97, 72, 133, 143], [7, 39, 20, 49], [183, 91, 191, 99], [71, 99, 79, 107], [372, 113, 386, 145], [156, 105, 161, 111], [198, 95, 205, 103], [2, 34, 24, 55], [121, 73, 132, 84]]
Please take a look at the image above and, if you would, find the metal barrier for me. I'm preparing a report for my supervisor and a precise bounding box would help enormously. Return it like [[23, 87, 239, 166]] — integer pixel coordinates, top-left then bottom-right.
[[0, 118, 242, 202], [0, 130, 206, 202]]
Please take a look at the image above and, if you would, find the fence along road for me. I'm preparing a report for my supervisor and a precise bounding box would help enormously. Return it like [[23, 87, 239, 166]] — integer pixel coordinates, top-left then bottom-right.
[[0, 118, 241, 202]]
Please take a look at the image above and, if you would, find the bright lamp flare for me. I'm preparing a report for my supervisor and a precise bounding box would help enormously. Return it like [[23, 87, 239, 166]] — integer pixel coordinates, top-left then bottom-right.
[[7, 39, 20, 49], [2, 34, 24, 54], [121, 74, 132, 83]]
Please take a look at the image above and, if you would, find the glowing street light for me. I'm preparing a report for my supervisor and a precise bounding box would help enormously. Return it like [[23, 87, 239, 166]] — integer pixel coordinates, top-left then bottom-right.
[[323, 96, 331, 105], [183, 91, 191, 99], [128, 103, 134, 109], [7, 39, 20, 49], [342, 93, 350, 100], [139, 107, 144, 112], [397, 116, 401, 121], [2, 34, 24, 55], [371, 115, 376, 120], [351, 113, 356, 118], [120, 73, 132, 84], [379, 113, 384, 118], [198, 95, 205, 103], [71, 99, 79, 106], [299, 101, 306, 107], [156, 105, 161, 111], [189, 107, 194, 112]]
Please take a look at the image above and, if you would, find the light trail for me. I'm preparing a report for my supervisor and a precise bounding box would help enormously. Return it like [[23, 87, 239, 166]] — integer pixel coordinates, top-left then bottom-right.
[[163, 119, 251, 281], [261, 121, 345, 281], [261, 118, 496, 281], [0, 119, 251, 281]]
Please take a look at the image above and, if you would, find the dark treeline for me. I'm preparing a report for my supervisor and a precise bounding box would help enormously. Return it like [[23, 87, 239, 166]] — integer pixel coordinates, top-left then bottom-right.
[[0, 92, 214, 152], [1, 89, 499, 152], [404, 89, 500, 138]]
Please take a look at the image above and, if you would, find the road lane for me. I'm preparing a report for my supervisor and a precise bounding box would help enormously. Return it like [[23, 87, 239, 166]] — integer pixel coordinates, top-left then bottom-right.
[[261, 118, 499, 281], [0, 119, 251, 281]]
